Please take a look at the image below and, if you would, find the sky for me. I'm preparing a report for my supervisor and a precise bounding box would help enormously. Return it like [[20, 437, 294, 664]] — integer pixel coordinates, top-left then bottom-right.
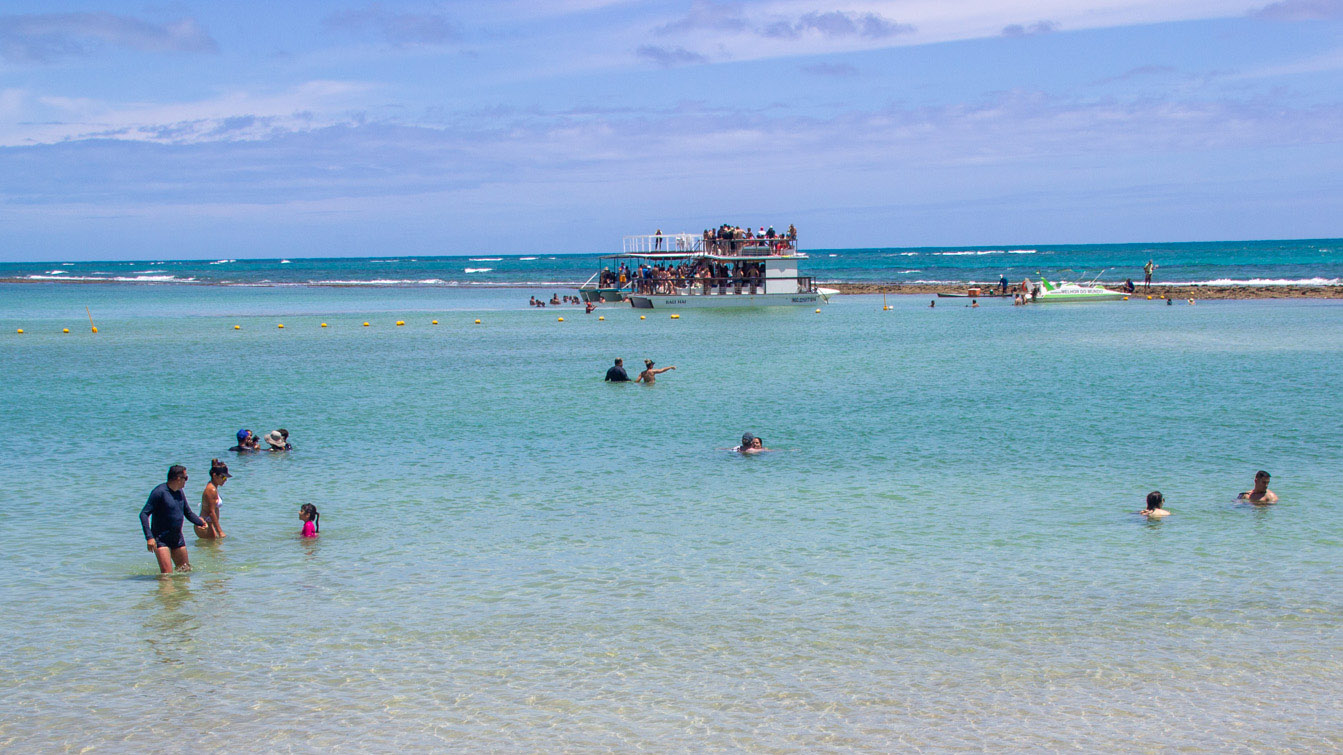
[[0, 1, 1340, 260]]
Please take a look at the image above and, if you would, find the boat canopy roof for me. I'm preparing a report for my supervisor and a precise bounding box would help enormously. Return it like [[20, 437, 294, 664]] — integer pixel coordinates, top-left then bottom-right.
[[600, 251, 807, 262]]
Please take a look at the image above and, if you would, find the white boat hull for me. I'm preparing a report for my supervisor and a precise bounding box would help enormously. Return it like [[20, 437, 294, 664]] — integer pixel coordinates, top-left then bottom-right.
[[629, 292, 827, 308]]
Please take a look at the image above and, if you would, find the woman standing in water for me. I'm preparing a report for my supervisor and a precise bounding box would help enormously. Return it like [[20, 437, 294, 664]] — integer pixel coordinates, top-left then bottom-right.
[[193, 460, 231, 539]]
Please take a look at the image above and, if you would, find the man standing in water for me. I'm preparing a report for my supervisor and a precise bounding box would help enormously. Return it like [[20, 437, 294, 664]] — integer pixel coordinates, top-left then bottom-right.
[[1144, 259, 1156, 290], [636, 359, 676, 383], [1238, 470, 1278, 504], [605, 358, 630, 382], [140, 465, 205, 573]]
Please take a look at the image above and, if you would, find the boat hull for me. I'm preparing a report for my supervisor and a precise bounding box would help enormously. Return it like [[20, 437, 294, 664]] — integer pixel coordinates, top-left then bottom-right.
[[628, 292, 825, 309], [1034, 292, 1128, 302], [579, 288, 628, 303]]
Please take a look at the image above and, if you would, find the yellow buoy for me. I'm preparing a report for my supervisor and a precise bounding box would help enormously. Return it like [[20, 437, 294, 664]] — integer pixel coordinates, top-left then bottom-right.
[[63, 328, 69, 333], [1146, 296, 1152, 300], [1123, 296, 1129, 301], [91, 326, 97, 333], [639, 315, 646, 320], [278, 324, 284, 329], [670, 314, 679, 319], [321, 323, 328, 328], [16, 329, 23, 334], [396, 320, 405, 326], [558, 317, 564, 322], [431, 320, 438, 325], [234, 325, 241, 330], [598, 316, 604, 321], [474, 319, 481, 324], [363, 322, 370, 327], [815, 309, 821, 313]]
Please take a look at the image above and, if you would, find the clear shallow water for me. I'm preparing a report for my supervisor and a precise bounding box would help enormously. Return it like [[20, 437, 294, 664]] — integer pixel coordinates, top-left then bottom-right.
[[2, 237, 1340, 288], [0, 285, 1340, 751]]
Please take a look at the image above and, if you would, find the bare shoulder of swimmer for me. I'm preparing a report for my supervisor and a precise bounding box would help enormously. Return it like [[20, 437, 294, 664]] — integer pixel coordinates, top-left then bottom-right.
[[1146, 508, 1170, 518]]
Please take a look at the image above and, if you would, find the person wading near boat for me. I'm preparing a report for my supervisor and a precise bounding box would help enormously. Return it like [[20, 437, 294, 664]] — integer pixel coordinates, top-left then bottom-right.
[[1238, 471, 1277, 504], [140, 465, 206, 574], [636, 359, 676, 384], [605, 358, 630, 382]]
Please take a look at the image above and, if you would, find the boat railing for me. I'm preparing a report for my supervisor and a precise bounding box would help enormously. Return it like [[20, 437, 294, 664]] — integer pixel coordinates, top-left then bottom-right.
[[620, 234, 798, 256], [618, 276, 817, 296], [623, 234, 703, 254], [701, 237, 797, 256]]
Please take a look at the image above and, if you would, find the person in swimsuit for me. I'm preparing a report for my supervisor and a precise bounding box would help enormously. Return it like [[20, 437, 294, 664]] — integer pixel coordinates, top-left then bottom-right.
[[1238, 471, 1277, 503], [1140, 491, 1169, 518], [193, 460, 231, 539], [636, 359, 675, 383], [299, 504, 320, 537], [140, 465, 205, 573]]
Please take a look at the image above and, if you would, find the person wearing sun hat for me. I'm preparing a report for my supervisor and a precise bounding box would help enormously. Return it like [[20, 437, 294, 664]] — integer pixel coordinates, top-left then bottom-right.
[[635, 359, 676, 384], [264, 429, 291, 451]]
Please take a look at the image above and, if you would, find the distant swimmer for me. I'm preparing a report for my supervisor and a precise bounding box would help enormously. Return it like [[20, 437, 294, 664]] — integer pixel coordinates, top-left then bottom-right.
[[299, 503, 320, 537], [230, 428, 259, 452], [140, 465, 205, 573], [605, 357, 630, 382], [929, 300, 935, 308], [1238, 470, 1277, 504], [1140, 491, 1170, 518], [636, 359, 676, 384], [193, 459, 231, 540], [264, 429, 291, 451]]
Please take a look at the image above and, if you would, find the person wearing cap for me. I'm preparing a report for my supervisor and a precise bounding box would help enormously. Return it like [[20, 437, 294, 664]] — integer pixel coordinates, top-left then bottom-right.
[[194, 459, 232, 539], [140, 465, 205, 573], [1238, 471, 1277, 504], [264, 429, 291, 451], [230, 429, 259, 453], [604, 358, 630, 382], [635, 359, 676, 384]]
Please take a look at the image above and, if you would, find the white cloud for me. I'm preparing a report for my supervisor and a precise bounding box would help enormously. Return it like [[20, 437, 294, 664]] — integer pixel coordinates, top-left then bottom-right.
[[0, 80, 374, 146], [636, 0, 1268, 64]]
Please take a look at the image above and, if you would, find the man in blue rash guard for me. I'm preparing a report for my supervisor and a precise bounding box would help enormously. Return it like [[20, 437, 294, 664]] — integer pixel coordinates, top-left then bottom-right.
[[140, 465, 205, 573]]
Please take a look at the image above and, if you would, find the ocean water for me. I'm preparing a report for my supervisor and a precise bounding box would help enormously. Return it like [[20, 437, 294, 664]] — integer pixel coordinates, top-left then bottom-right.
[[0, 282, 1340, 751], [1, 237, 1340, 288]]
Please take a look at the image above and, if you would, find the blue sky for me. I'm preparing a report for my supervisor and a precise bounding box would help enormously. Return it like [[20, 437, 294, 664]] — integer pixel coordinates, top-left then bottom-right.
[[0, 1, 1340, 260]]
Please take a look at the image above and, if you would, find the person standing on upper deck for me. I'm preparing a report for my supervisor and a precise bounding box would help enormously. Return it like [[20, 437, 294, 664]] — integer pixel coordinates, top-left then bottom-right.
[[654, 229, 663, 250]]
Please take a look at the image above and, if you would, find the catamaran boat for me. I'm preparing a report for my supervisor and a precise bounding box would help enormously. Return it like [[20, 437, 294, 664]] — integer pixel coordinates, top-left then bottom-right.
[[578, 232, 839, 309], [1028, 275, 1128, 302]]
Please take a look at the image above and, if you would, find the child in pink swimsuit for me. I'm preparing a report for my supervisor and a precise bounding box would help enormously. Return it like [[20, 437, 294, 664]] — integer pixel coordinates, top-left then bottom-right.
[[299, 503, 320, 537]]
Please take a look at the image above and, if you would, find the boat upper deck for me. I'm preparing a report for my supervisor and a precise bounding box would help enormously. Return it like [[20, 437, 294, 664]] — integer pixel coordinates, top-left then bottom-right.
[[621, 231, 798, 258]]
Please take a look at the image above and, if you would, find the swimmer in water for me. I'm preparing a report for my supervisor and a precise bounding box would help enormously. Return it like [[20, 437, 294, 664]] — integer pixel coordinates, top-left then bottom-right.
[[636, 359, 676, 383], [299, 503, 320, 537], [1237, 470, 1277, 504], [1140, 491, 1169, 518], [193, 459, 231, 539]]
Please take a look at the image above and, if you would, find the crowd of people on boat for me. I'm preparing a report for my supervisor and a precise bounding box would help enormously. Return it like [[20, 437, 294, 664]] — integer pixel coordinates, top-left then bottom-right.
[[700, 223, 797, 255], [598, 259, 778, 296]]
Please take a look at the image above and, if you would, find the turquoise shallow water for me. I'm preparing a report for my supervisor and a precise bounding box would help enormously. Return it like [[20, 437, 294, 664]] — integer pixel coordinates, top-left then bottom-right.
[[1, 284, 1340, 751]]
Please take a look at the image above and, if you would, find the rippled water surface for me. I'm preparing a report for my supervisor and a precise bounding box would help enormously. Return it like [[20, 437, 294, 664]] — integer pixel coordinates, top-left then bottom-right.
[[1, 285, 1340, 751]]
